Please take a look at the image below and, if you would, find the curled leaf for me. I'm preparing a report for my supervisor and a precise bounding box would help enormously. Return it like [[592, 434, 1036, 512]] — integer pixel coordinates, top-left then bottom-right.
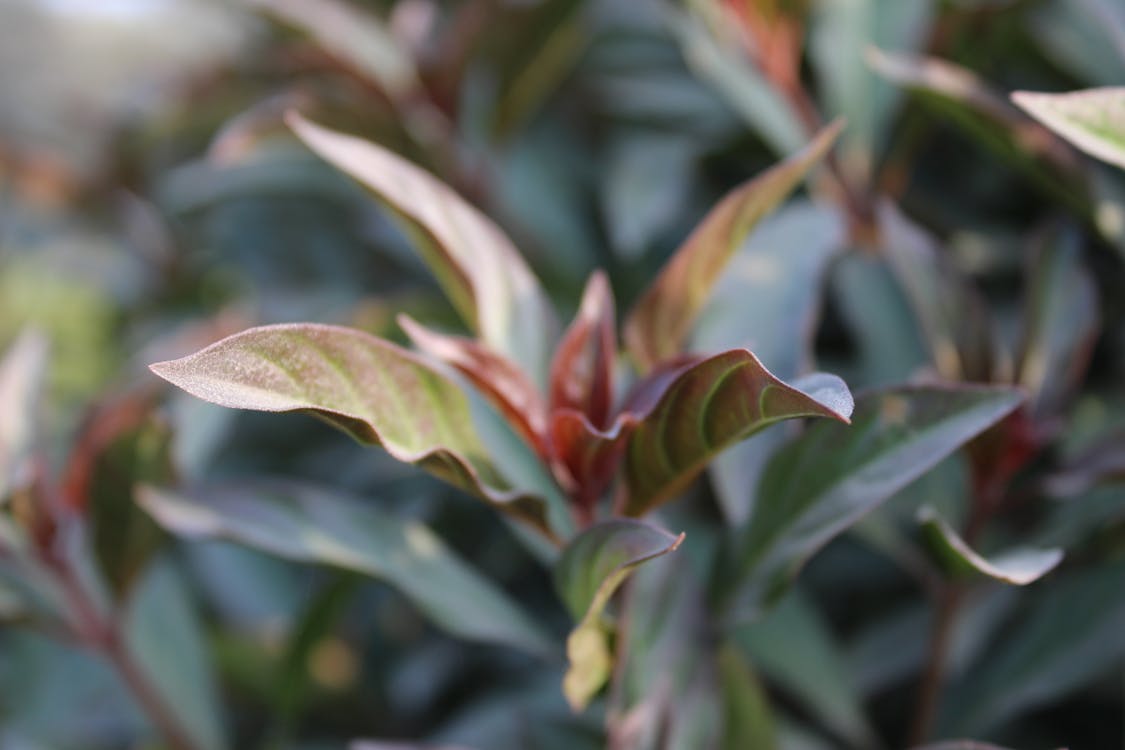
[[550, 271, 616, 430], [917, 507, 1063, 585], [149, 323, 551, 537]]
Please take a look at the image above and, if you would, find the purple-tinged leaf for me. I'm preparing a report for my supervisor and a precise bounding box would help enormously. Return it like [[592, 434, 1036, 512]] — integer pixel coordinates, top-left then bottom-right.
[[148, 323, 551, 537], [916, 507, 1062, 585], [286, 113, 558, 383], [1015, 225, 1099, 416], [554, 519, 684, 711], [548, 410, 636, 510], [398, 315, 548, 457], [1012, 88, 1125, 169], [549, 271, 616, 430], [620, 350, 853, 518], [623, 121, 843, 372], [138, 482, 553, 656], [726, 386, 1024, 619], [0, 329, 48, 502]]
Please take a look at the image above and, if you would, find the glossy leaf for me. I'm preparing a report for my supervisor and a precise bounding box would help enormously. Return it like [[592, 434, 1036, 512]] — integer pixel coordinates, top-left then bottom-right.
[[148, 323, 551, 536], [287, 113, 558, 383], [554, 519, 684, 710], [623, 121, 844, 372], [916, 507, 1063, 585], [1012, 88, 1125, 169], [549, 271, 616, 430], [137, 482, 554, 656], [726, 386, 1024, 618], [0, 329, 48, 501], [620, 350, 853, 517], [693, 202, 844, 523]]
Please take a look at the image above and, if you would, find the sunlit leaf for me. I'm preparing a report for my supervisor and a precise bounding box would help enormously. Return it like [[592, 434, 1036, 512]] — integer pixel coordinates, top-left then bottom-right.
[[725, 386, 1024, 618], [0, 329, 48, 501], [1012, 88, 1125, 170], [138, 481, 554, 657], [916, 507, 1063, 585], [554, 519, 684, 710], [623, 121, 843, 372], [287, 113, 558, 383], [621, 350, 852, 517], [148, 323, 551, 536]]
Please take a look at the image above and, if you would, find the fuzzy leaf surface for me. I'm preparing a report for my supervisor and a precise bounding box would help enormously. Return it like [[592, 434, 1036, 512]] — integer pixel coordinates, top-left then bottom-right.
[[138, 482, 553, 656], [621, 350, 853, 517], [148, 323, 549, 535], [727, 386, 1024, 617], [287, 113, 557, 382], [623, 121, 843, 371]]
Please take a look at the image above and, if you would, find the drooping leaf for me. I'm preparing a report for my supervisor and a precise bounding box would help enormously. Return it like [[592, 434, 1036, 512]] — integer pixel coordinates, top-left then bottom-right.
[[880, 202, 994, 382], [620, 350, 853, 517], [148, 323, 551, 536], [693, 202, 845, 523], [554, 519, 684, 710], [137, 481, 554, 656], [0, 329, 48, 501], [1015, 224, 1099, 415], [940, 558, 1125, 735], [287, 113, 558, 383], [550, 271, 616, 431], [125, 558, 227, 750], [916, 507, 1063, 585], [1012, 88, 1125, 169], [623, 121, 844, 372], [725, 386, 1024, 618]]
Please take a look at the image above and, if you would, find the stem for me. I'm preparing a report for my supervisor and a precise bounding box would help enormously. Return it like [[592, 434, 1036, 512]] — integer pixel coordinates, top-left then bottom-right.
[[908, 583, 964, 745]]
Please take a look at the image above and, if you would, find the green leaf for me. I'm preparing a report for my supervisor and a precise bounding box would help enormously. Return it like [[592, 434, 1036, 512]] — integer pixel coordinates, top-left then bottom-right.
[[286, 113, 558, 384], [693, 202, 845, 524], [1012, 88, 1125, 170], [137, 481, 554, 657], [621, 350, 853, 517], [726, 385, 1024, 617], [126, 558, 227, 750], [623, 121, 844, 372], [554, 519, 684, 710], [916, 507, 1063, 585], [148, 323, 551, 537], [716, 643, 778, 750], [940, 558, 1125, 735], [0, 328, 48, 501]]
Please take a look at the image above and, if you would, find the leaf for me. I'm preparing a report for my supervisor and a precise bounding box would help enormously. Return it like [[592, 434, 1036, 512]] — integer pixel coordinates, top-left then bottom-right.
[[1029, 0, 1125, 84], [623, 120, 844, 372], [0, 329, 48, 501], [248, 0, 419, 101], [554, 519, 684, 710], [1012, 88, 1125, 170], [940, 558, 1125, 735], [148, 323, 551, 537], [286, 113, 558, 383], [916, 507, 1063, 585], [549, 271, 616, 430], [126, 558, 227, 750], [693, 202, 845, 523], [716, 644, 778, 750], [620, 350, 853, 517], [725, 385, 1024, 618], [1015, 224, 1099, 415], [549, 410, 636, 510], [137, 481, 554, 657]]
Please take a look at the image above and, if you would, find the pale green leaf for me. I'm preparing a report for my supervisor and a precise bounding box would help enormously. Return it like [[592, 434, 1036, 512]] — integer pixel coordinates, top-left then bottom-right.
[[1012, 88, 1125, 170]]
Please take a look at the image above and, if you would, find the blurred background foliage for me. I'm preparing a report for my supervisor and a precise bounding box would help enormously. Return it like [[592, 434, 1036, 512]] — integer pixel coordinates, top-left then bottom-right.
[[1, 0, 1125, 748]]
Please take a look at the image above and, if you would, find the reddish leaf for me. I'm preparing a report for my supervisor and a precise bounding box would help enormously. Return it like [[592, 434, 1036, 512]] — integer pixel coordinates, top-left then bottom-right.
[[549, 410, 637, 513], [623, 120, 843, 372], [549, 271, 616, 430]]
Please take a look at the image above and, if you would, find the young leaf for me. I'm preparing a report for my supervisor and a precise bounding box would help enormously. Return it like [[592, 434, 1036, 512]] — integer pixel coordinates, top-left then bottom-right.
[[286, 113, 558, 383], [549, 410, 636, 510], [620, 350, 853, 517], [554, 519, 684, 710], [0, 329, 48, 501], [724, 385, 1024, 619], [623, 121, 844, 372], [1012, 87, 1125, 169], [148, 323, 551, 536], [916, 507, 1063, 585], [137, 481, 554, 657], [549, 271, 616, 430]]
